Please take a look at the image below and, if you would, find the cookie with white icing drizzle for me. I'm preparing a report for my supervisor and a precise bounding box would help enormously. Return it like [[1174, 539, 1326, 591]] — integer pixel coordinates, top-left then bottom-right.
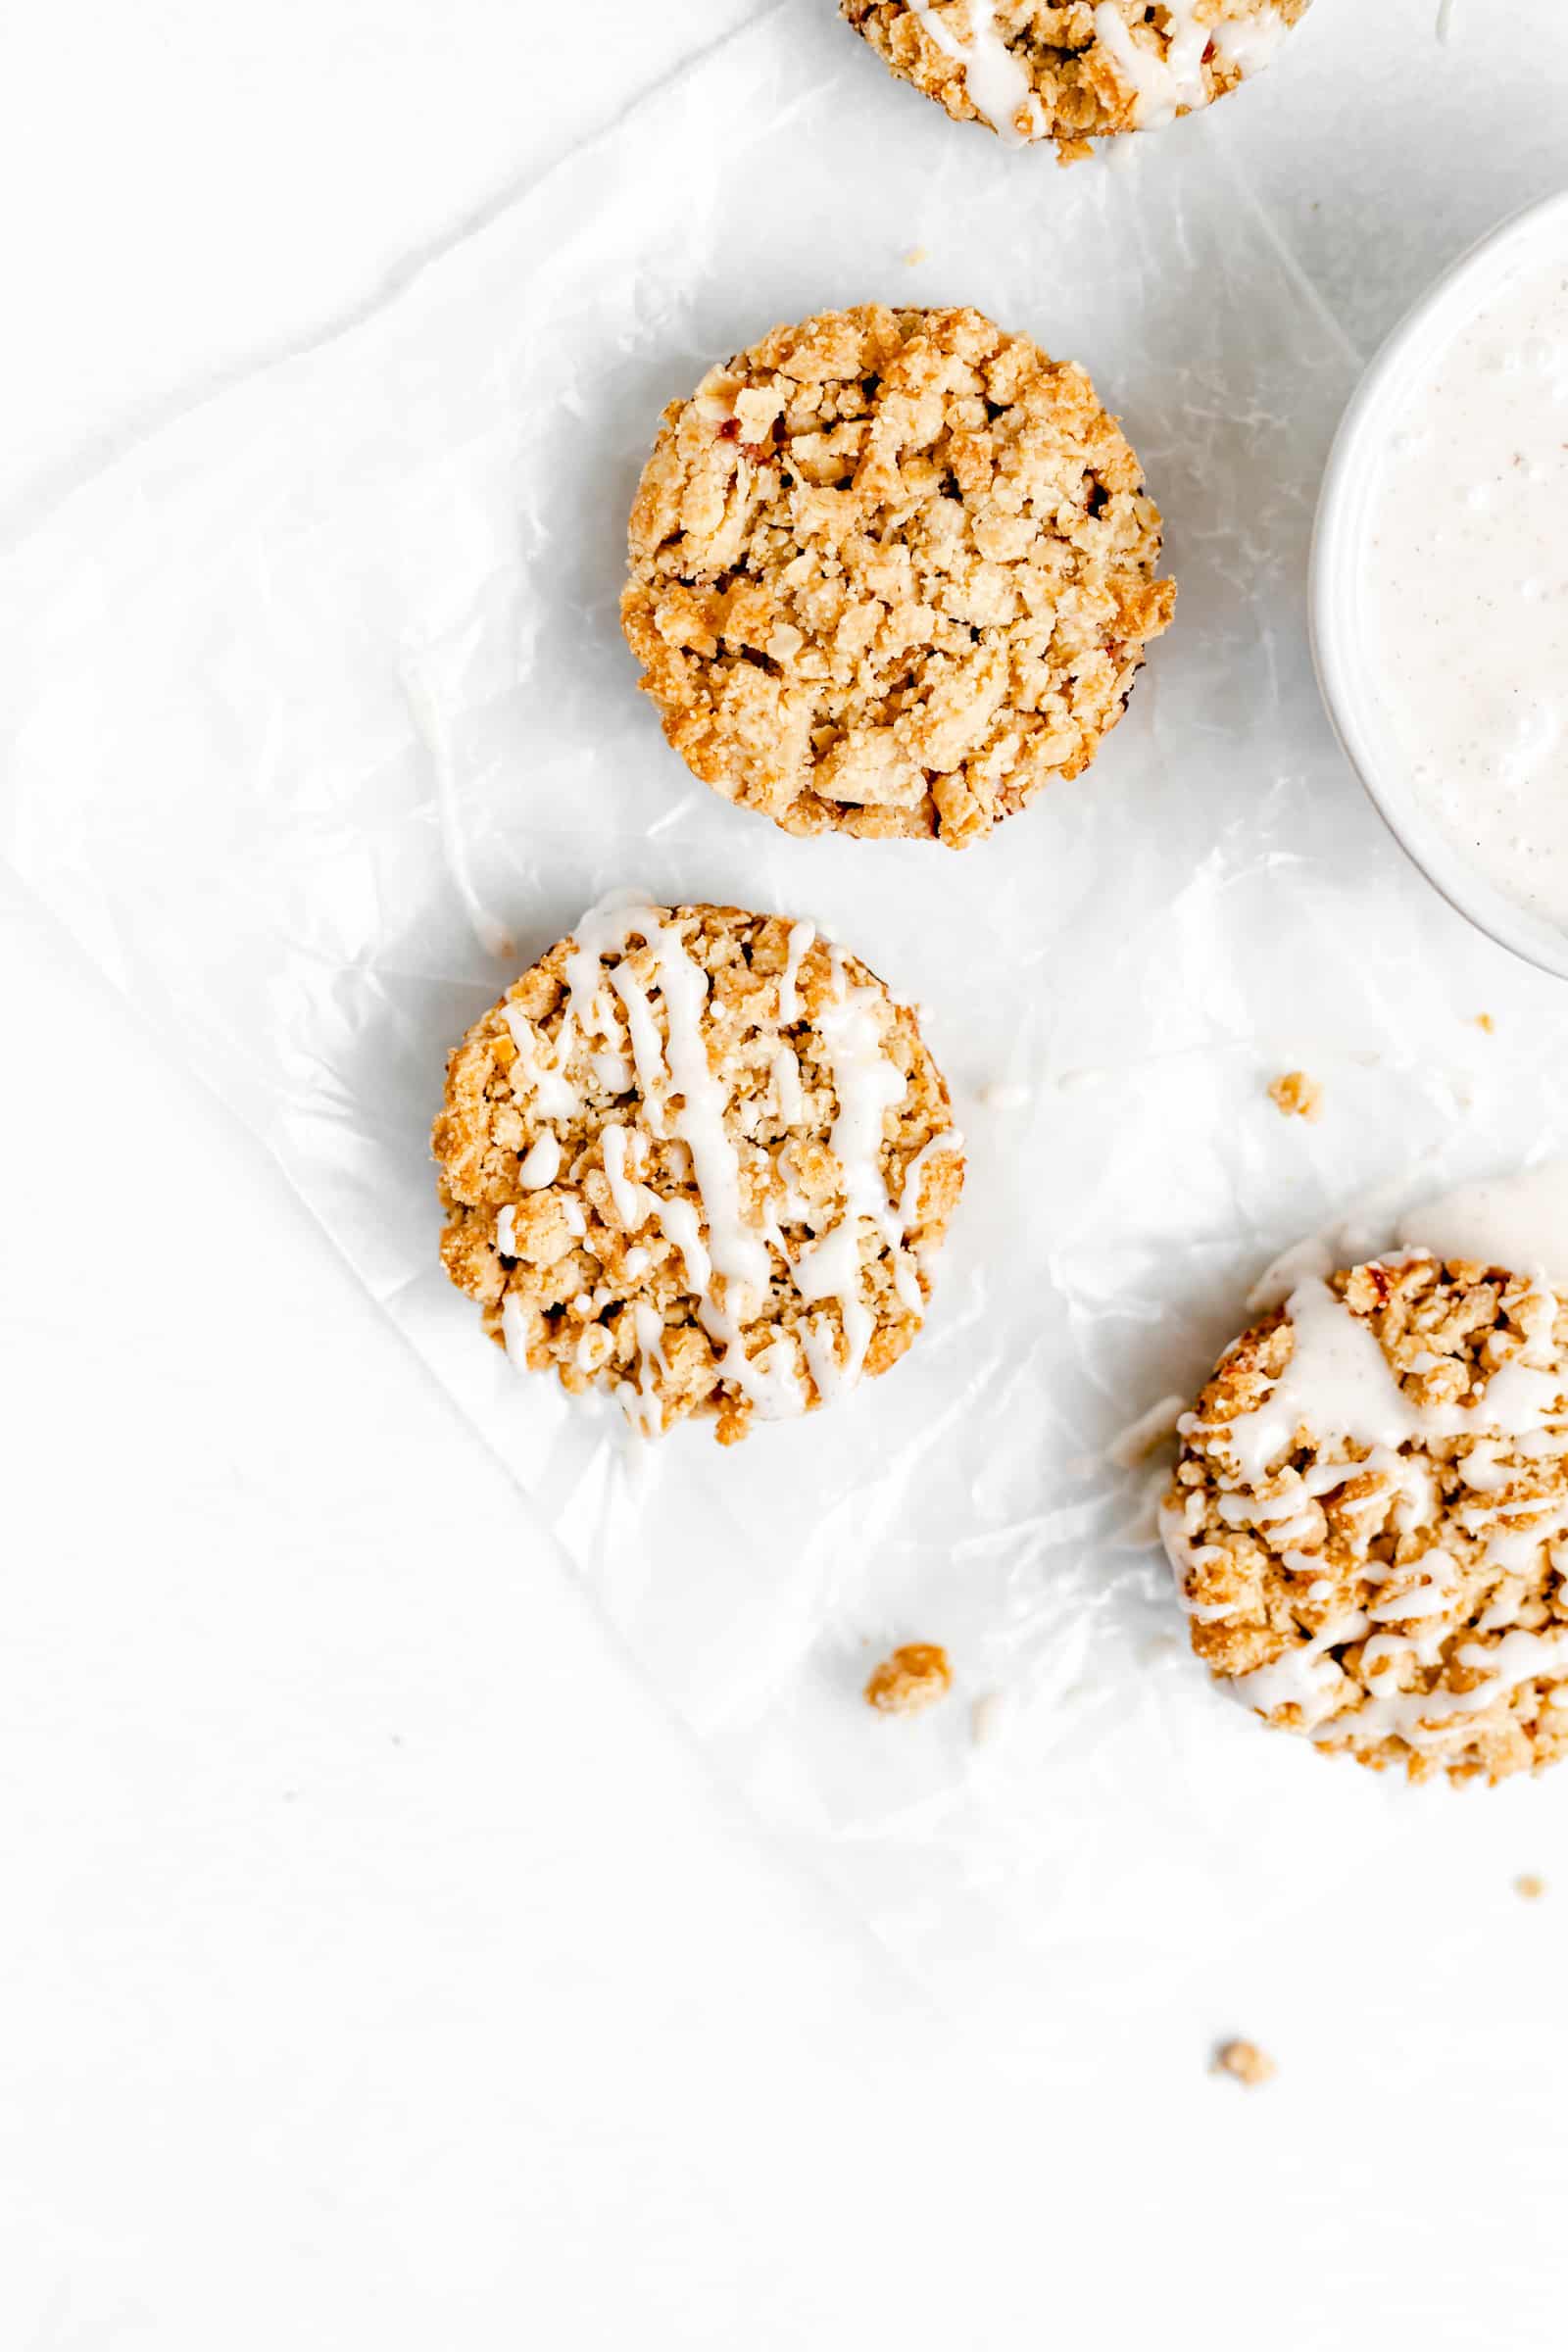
[[841, 0, 1312, 160], [621, 306, 1174, 849], [433, 898, 964, 1445], [1162, 1252, 1568, 1785]]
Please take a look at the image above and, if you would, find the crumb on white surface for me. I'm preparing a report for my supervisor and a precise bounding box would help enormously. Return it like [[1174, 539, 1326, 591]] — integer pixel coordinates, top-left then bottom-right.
[[1212, 2038, 1276, 2088], [903, 245, 928, 266], [863, 1642, 952, 1716], [1268, 1070, 1323, 1122], [1475, 1012, 1495, 1034], [1515, 1873, 1547, 1901]]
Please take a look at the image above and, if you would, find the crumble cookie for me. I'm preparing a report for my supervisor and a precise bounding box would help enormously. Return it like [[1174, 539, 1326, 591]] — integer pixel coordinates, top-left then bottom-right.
[[620, 305, 1174, 850], [1161, 1255, 1568, 1785], [841, 0, 1312, 159], [431, 898, 964, 1446]]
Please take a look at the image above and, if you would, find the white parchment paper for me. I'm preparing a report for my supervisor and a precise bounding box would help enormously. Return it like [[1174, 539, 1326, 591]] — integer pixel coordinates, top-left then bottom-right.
[[7, 0, 1568, 2048]]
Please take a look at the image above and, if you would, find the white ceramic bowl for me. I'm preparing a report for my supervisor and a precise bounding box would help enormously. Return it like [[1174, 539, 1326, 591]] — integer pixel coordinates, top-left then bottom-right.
[[1310, 188, 1568, 982]]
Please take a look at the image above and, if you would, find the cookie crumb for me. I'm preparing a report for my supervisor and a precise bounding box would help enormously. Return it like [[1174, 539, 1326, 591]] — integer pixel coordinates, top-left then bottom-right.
[[1212, 2038, 1276, 2088], [864, 1642, 953, 1716], [902, 245, 928, 266], [1515, 1873, 1547, 1900], [1268, 1070, 1323, 1122], [1475, 1013, 1495, 1034]]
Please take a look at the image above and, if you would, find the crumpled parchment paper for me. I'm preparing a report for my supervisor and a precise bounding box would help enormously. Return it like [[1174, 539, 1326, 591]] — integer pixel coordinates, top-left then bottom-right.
[[7, 0, 1568, 2049]]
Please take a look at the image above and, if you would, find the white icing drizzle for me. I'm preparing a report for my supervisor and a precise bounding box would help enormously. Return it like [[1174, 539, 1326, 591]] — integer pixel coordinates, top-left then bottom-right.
[[518, 1130, 561, 1190], [1209, 5, 1289, 75], [500, 1292, 531, 1371], [777, 920, 815, 1025], [601, 1121, 655, 1233], [500, 896, 961, 1433], [496, 1204, 516, 1256], [1093, 0, 1286, 132], [771, 1042, 804, 1128], [650, 1193, 710, 1294], [803, 949, 951, 1391], [1230, 1611, 1371, 1725], [1192, 1276, 1425, 1489], [616, 1303, 668, 1441], [907, 0, 1045, 148], [698, 1295, 808, 1421], [503, 1002, 581, 1123]]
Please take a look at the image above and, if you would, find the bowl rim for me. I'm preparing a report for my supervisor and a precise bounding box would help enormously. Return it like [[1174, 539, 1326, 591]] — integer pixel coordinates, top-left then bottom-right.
[[1308, 185, 1568, 983]]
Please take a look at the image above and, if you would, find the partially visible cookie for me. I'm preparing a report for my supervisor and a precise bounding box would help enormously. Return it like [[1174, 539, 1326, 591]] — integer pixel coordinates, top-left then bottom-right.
[[432, 898, 964, 1445], [620, 305, 1174, 850], [1162, 1254, 1568, 1785], [842, 1, 1313, 160]]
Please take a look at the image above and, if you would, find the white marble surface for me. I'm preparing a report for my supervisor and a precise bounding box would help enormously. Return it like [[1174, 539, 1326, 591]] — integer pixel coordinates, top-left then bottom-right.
[[4, 4, 1568, 2344]]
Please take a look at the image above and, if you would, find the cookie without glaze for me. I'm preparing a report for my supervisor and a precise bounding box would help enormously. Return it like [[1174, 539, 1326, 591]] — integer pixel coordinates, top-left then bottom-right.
[[432, 901, 964, 1445], [842, 0, 1312, 160], [620, 306, 1174, 850], [1163, 1256, 1568, 1785]]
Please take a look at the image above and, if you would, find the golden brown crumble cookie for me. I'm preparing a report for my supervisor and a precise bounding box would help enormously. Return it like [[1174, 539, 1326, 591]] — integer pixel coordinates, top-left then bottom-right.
[[1162, 1255, 1568, 1785], [432, 899, 964, 1446], [620, 305, 1174, 850], [842, 1, 1313, 160]]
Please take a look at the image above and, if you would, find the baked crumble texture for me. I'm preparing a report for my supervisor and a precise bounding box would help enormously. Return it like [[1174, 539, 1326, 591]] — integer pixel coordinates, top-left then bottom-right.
[[841, 1, 1313, 158], [1163, 1257, 1568, 1785], [620, 306, 1174, 849], [432, 905, 964, 1446], [864, 1642, 954, 1713], [1268, 1069, 1322, 1122]]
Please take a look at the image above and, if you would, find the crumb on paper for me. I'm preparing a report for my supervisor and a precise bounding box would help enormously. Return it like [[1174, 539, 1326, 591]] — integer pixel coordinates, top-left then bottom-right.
[[969, 1690, 1008, 1746], [1268, 1069, 1323, 1122], [1212, 2038, 1276, 2088], [864, 1642, 953, 1716], [1515, 1873, 1547, 1900], [902, 245, 928, 266], [1475, 1013, 1495, 1034], [1106, 1393, 1186, 1470]]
